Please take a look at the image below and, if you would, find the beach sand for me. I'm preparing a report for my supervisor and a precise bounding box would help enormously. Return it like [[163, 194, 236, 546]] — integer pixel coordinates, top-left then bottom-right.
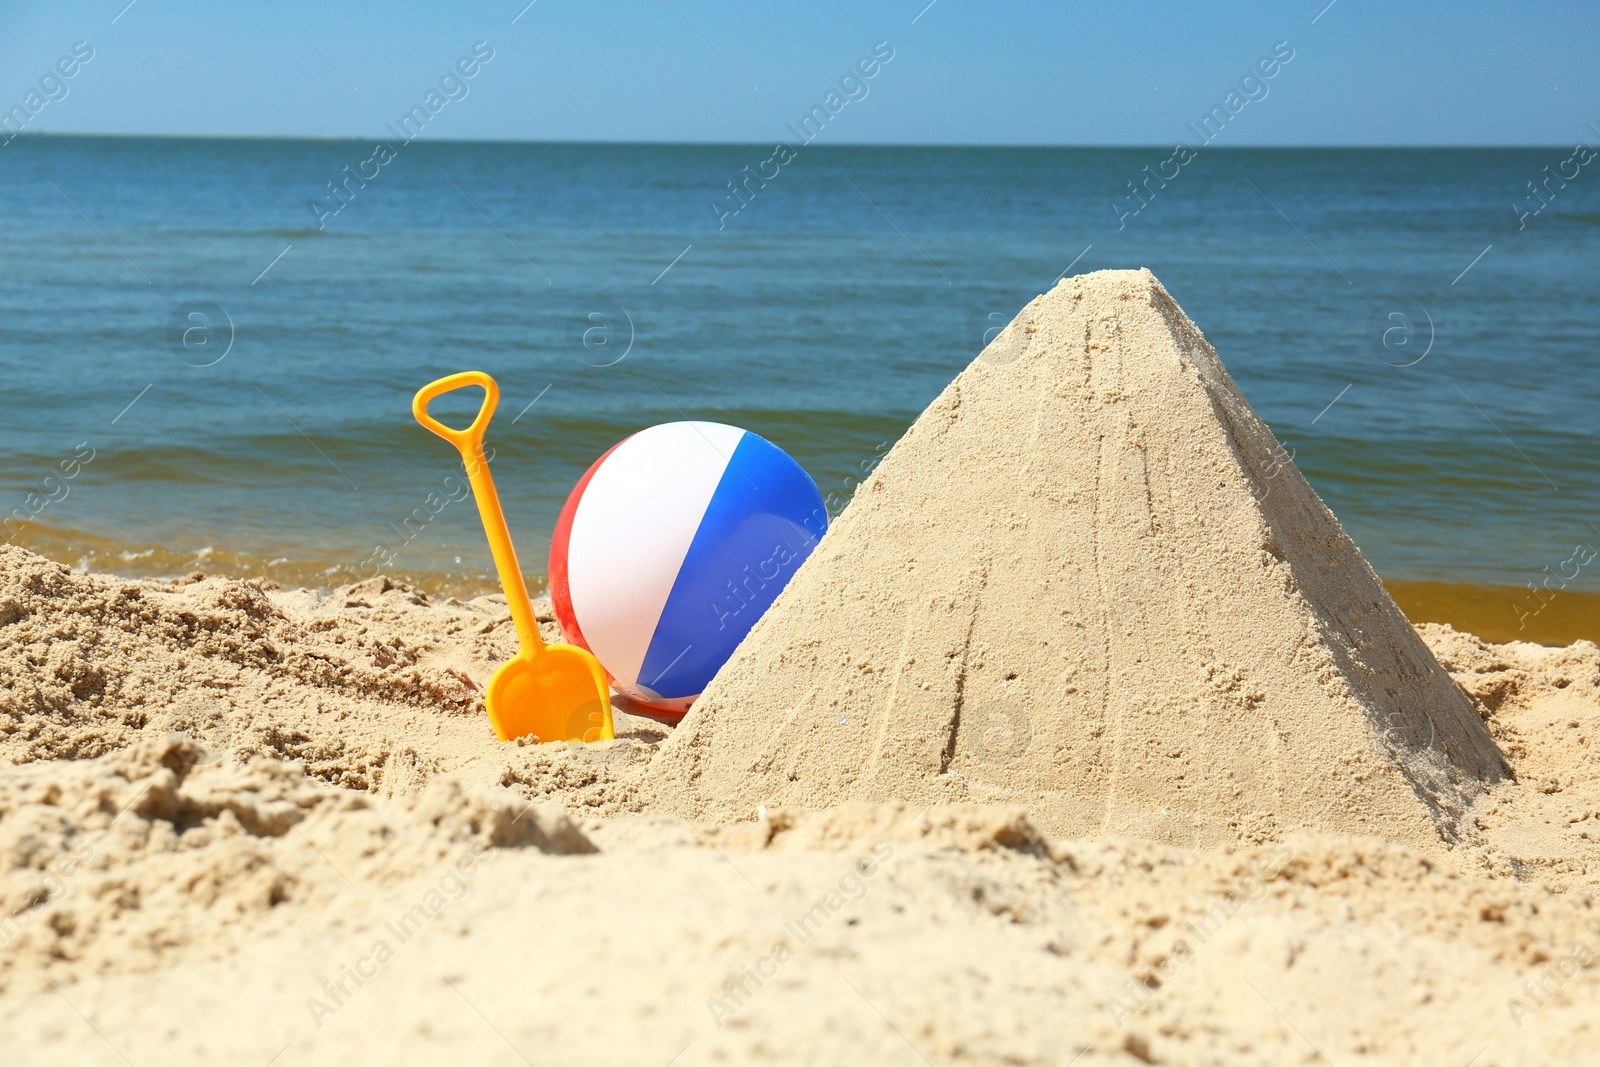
[[3, 271, 1597, 1065], [0, 559, 1596, 1065]]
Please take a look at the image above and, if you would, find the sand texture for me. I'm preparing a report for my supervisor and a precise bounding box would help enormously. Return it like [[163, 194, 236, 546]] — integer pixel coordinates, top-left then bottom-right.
[[3, 270, 1598, 1063], [647, 270, 1506, 851], [1, 729, 1597, 1065], [0, 548, 671, 812]]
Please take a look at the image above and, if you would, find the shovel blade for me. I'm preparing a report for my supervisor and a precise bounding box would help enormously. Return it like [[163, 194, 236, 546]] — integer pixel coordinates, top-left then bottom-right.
[[485, 644, 614, 743]]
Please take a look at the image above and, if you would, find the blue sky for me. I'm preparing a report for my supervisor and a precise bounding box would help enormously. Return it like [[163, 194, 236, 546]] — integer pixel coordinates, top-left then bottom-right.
[[2, 0, 1594, 145]]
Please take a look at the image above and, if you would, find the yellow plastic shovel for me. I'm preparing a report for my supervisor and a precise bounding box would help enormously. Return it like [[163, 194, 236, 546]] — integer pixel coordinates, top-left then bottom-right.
[[413, 371, 614, 744]]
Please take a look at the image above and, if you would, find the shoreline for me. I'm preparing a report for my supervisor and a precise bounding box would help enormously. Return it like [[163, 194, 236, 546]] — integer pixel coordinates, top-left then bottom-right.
[[9, 524, 1598, 648]]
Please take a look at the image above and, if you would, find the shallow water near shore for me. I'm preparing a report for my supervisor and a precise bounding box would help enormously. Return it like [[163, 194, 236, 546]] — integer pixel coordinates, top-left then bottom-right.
[[3, 139, 1598, 628], [17, 502, 1600, 649]]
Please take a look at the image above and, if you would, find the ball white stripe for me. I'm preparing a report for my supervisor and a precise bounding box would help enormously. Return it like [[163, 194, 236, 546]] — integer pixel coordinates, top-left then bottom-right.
[[565, 422, 744, 689]]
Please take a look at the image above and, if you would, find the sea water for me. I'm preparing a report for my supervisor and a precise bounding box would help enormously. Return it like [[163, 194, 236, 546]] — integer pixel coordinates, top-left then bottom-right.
[[2, 138, 1596, 636]]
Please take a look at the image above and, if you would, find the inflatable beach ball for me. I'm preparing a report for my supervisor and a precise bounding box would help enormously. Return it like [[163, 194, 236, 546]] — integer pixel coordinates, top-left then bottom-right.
[[550, 422, 827, 713]]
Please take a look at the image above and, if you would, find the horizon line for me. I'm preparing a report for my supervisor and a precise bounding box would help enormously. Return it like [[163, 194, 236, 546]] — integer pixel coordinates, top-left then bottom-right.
[[2, 131, 1581, 151]]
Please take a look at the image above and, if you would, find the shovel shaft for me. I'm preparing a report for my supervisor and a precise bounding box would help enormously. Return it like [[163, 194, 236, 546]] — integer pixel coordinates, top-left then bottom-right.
[[412, 372, 545, 655]]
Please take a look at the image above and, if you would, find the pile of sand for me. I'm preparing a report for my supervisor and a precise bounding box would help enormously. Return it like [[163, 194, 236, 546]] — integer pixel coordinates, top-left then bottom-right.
[[2, 270, 1598, 1062], [1421, 622, 1600, 887], [0, 546, 668, 811], [647, 270, 1507, 852]]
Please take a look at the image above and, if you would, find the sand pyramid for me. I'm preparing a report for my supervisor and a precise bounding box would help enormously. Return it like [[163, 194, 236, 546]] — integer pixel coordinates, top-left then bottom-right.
[[643, 269, 1507, 849]]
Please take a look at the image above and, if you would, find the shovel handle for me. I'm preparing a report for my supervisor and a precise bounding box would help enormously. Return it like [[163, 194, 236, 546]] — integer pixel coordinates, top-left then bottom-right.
[[414, 370, 498, 455], [413, 372, 545, 655]]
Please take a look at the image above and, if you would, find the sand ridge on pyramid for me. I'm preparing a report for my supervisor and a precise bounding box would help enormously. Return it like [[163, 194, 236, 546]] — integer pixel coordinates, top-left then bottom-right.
[[643, 269, 1509, 850]]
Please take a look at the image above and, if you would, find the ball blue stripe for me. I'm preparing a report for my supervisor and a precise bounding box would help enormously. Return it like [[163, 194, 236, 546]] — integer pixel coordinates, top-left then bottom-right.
[[635, 431, 827, 699]]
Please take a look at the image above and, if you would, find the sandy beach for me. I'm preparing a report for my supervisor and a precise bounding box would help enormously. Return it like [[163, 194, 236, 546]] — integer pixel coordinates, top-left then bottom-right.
[[4, 272, 1597, 1065], [1, 558, 1597, 1064]]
